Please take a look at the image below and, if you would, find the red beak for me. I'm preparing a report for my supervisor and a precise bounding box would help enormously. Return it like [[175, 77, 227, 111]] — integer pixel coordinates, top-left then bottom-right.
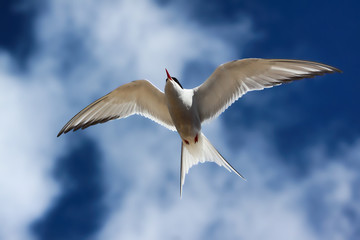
[[165, 68, 172, 80]]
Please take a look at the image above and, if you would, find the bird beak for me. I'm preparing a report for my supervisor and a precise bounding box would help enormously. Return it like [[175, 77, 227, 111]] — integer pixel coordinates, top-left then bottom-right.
[[165, 68, 172, 80]]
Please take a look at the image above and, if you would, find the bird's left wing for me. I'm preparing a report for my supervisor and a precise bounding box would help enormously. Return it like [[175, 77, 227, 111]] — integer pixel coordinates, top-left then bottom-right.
[[58, 80, 175, 136], [194, 58, 341, 123]]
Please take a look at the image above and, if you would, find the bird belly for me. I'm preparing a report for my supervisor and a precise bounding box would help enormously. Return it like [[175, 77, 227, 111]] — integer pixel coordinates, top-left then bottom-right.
[[166, 96, 200, 141], [171, 105, 199, 137], [165, 81, 201, 142]]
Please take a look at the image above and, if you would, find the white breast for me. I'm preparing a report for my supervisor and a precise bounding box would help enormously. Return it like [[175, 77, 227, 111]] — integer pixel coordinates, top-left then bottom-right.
[[165, 80, 201, 139], [179, 89, 194, 109]]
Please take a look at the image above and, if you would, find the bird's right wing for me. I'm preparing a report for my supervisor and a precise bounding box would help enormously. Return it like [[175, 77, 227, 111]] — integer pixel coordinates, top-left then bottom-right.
[[58, 80, 175, 136], [194, 58, 341, 123]]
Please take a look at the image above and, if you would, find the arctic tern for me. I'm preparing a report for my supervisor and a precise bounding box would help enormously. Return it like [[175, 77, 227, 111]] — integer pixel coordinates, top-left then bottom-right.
[[58, 58, 341, 196]]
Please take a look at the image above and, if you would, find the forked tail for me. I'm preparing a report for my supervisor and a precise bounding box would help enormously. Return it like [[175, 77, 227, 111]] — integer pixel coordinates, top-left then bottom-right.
[[180, 133, 245, 197]]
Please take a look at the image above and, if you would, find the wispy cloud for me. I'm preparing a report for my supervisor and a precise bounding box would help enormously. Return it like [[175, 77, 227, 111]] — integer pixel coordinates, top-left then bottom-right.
[[0, 0, 253, 239], [0, 52, 61, 240], [0, 0, 358, 240]]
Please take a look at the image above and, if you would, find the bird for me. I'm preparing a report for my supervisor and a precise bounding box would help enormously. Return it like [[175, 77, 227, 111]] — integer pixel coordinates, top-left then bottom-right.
[[57, 58, 341, 196]]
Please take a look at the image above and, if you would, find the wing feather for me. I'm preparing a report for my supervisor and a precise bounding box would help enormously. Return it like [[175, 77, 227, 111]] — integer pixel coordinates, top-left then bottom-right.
[[58, 80, 175, 136], [194, 58, 341, 123]]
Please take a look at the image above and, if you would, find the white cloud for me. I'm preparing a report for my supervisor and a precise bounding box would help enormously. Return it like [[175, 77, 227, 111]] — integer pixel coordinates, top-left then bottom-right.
[[0, 53, 62, 240], [0, 0, 358, 240], [0, 0, 253, 239]]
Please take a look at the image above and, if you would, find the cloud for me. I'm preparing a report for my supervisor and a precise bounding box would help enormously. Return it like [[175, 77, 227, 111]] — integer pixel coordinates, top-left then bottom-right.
[[0, 0, 358, 240], [0, 0, 254, 239], [0, 52, 61, 240], [95, 122, 360, 240]]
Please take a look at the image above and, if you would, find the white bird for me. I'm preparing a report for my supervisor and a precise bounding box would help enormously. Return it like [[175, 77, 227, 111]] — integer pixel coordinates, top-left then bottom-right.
[[58, 58, 341, 196]]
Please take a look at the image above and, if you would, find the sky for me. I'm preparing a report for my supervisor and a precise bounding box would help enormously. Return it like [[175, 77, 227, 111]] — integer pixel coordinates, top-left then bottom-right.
[[0, 0, 359, 239]]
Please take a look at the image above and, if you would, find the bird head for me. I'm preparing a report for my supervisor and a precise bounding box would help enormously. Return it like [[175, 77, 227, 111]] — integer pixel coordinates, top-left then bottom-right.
[[165, 68, 183, 89]]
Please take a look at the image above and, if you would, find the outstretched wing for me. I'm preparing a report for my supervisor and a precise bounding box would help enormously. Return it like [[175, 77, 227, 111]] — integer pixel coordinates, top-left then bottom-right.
[[58, 80, 175, 136], [194, 58, 341, 123]]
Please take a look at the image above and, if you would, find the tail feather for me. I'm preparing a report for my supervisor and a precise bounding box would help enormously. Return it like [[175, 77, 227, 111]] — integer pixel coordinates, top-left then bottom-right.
[[180, 133, 245, 197]]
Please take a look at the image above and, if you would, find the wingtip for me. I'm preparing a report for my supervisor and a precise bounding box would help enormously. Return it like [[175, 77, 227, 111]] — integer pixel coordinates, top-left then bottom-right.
[[233, 168, 247, 181], [326, 64, 342, 73], [334, 67, 343, 73], [57, 128, 66, 137], [57, 128, 71, 137], [321, 63, 342, 74]]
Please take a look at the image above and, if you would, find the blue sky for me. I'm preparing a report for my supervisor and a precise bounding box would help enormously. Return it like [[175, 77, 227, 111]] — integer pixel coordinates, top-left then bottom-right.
[[0, 0, 359, 239]]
